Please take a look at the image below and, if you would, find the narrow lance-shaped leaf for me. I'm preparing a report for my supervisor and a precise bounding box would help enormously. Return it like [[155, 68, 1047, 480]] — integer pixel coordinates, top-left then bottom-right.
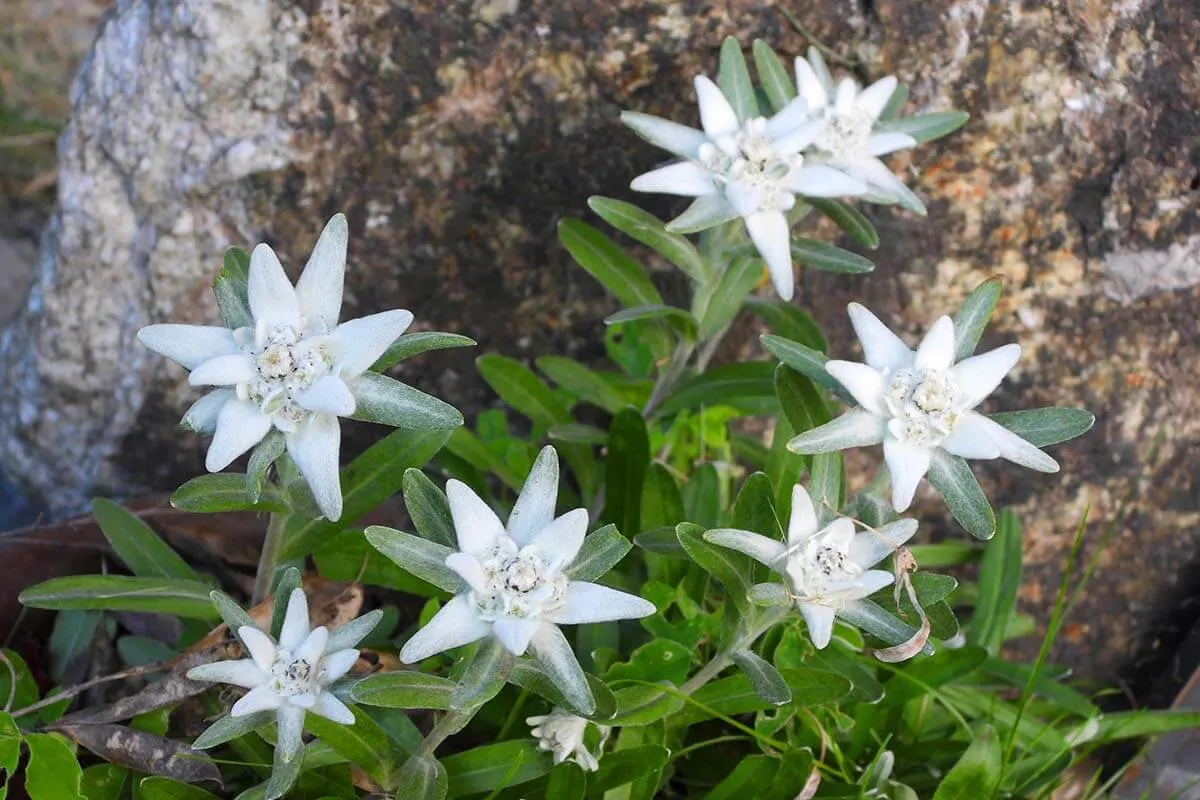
[[807, 198, 880, 250], [213, 246, 252, 330], [952, 278, 1003, 360], [371, 331, 476, 373], [352, 671, 457, 710], [20, 576, 221, 621], [91, 499, 198, 581], [587, 196, 712, 284], [364, 526, 466, 593], [695, 252, 765, 339], [732, 649, 791, 705], [877, 110, 970, 144], [717, 36, 759, 121], [968, 508, 1022, 654], [350, 372, 464, 430], [752, 39, 796, 113], [450, 639, 509, 710], [606, 305, 697, 343], [557, 219, 663, 308], [246, 431, 286, 504], [926, 451, 996, 539], [931, 724, 1001, 800], [402, 468, 457, 547], [536, 356, 628, 415], [989, 407, 1095, 447], [761, 334, 848, 399], [476, 354, 571, 428], [604, 409, 650, 538], [677, 522, 752, 615], [566, 524, 632, 582], [790, 238, 875, 274]]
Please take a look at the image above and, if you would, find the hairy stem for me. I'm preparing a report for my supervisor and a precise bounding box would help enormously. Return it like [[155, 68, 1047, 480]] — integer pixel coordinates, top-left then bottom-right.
[[680, 606, 790, 696], [253, 512, 288, 605], [643, 342, 696, 419], [418, 707, 480, 757]]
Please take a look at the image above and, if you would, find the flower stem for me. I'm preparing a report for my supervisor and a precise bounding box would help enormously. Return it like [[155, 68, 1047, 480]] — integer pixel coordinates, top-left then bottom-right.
[[680, 606, 790, 696], [643, 342, 696, 419], [253, 512, 288, 605], [417, 708, 480, 758]]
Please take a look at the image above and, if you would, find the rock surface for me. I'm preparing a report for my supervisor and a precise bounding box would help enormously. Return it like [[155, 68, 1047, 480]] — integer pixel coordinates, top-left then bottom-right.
[[1, 0, 1198, 682]]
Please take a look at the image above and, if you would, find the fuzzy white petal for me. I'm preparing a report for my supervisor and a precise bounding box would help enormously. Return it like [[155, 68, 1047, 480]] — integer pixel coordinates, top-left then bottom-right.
[[855, 157, 927, 214], [787, 409, 887, 454], [848, 519, 919, 568], [725, 179, 766, 217], [295, 626, 329, 665], [913, 316, 956, 372], [782, 165, 868, 197], [275, 704, 305, 763], [231, 684, 281, 717], [630, 162, 717, 197], [744, 210, 794, 301], [493, 618, 541, 656], [279, 588, 311, 652], [950, 344, 1021, 409], [705, 529, 787, 569], [942, 412, 1001, 460], [445, 552, 489, 594], [248, 243, 300, 329], [867, 132, 917, 157], [793, 57, 828, 110], [295, 213, 348, 332], [206, 401, 273, 471], [296, 375, 356, 417], [312, 692, 356, 725], [858, 569, 895, 596], [856, 76, 898, 119], [973, 414, 1060, 473], [528, 623, 594, 715], [763, 97, 811, 138], [787, 484, 820, 546], [544, 582, 656, 625], [770, 118, 828, 156], [666, 194, 740, 232], [188, 353, 257, 387], [508, 446, 559, 546], [847, 303, 913, 372], [799, 603, 836, 649], [834, 78, 857, 114], [187, 659, 265, 689], [181, 389, 235, 435], [399, 595, 490, 663], [883, 438, 933, 512], [694, 75, 740, 137], [446, 480, 507, 557], [620, 111, 709, 160], [332, 309, 414, 378], [287, 413, 343, 521], [238, 626, 278, 672], [527, 508, 589, 572], [137, 324, 241, 370], [321, 649, 360, 684], [826, 361, 887, 415]]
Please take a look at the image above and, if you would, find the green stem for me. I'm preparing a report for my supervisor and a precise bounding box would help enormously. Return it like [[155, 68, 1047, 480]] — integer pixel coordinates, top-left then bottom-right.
[[253, 512, 288, 605], [643, 341, 696, 419], [680, 606, 790, 696], [417, 708, 480, 758]]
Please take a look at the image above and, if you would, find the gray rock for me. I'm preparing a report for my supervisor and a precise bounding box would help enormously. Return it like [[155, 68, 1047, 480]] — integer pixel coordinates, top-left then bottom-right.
[[1, 0, 1198, 681]]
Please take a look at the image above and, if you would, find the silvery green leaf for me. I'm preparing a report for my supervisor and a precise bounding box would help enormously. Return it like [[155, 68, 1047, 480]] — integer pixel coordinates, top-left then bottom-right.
[[370, 331, 476, 373], [667, 195, 741, 234], [350, 372, 463, 430], [761, 334, 848, 399], [402, 468, 457, 547], [840, 599, 935, 656], [791, 238, 875, 274], [213, 246, 252, 330], [732, 649, 792, 705], [748, 582, 791, 606], [352, 671, 456, 710], [269, 567, 302, 640], [392, 754, 448, 800], [952, 277, 1003, 360], [327, 609, 384, 652], [587, 196, 713, 283], [548, 423, 609, 446], [752, 39, 796, 113], [695, 253, 765, 340], [879, 83, 909, 121], [247, 430, 286, 504], [807, 198, 880, 250], [718, 36, 758, 121], [606, 305, 698, 343], [989, 407, 1095, 447], [210, 590, 257, 641], [364, 526, 466, 593], [787, 411, 886, 455], [876, 110, 970, 144], [193, 711, 274, 749], [566, 524, 632, 582], [450, 639, 509, 710], [926, 450, 996, 540]]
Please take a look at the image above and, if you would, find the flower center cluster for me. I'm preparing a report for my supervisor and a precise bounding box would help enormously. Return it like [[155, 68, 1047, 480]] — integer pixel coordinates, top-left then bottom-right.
[[267, 648, 321, 698], [472, 541, 568, 621], [787, 537, 864, 601], [883, 368, 963, 447], [236, 323, 335, 429], [814, 108, 873, 161], [699, 118, 801, 214]]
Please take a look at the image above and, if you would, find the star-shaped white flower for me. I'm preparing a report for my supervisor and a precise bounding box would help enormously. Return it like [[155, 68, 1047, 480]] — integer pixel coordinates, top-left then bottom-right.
[[623, 76, 867, 300], [706, 484, 917, 648], [789, 303, 1059, 511], [793, 52, 924, 214], [526, 708, 610, 772], [138, 214, 416, 521], [187, 588, 379, 763], [399, 446, 655, 713]]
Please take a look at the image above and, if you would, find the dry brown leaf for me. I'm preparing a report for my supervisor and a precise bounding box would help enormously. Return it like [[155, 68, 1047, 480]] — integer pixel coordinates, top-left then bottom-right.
[[52, 722, 222, 787]]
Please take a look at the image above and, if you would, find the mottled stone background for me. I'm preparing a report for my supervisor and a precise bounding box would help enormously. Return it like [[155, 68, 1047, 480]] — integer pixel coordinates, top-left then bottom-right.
[[0, 0, 1197, 685]]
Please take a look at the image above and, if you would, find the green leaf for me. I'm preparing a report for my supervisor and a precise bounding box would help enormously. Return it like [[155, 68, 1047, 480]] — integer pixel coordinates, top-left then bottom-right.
[[48, 610, 101, 684], [544, 763, 586, 800], [952, 278, 1003, 360], [364, 526, 464, 594], [634, 527, 688, 558], [745, 300, 828, 353], [606, 305, 697, 343], [91, 499, 198, 581], [604, 409, 649, 538], [402, 469, 456, 547], [989, 407, 1095, 447], [246, 431, 286, 505], [674, 668, 851, 726], [349, 372, 464, 430], [79, 764, 126, 800], [1063, 709, 1200, 745], [170, 473, 290, 514], [209, 591, 257, 638], [717, 36, 758, 121], [926, 451, 996, 539], [450, 639, 508, 710], [932, 725, 1001, 800], [695, 253, 763, 339], [587, 745, 670, 794], [137, 777, 221, 799], [566, 524, 631, 582], [269, 567, 302, 640], [877, 110, 970, 144], [192, 712, 274, 750], [371, 332, 476, 373], [605, 639, 693, 685], [557, 219, 663, 308], [808, 198, 880, 249], [703, 754, 779, 799], [969, 508, 1022, 654], [304, 706, 394, 787], [0, 712, 21, 799], [280, 427, 453, 559], [761, 334, 846, 399], [20, 576, 220, 621], [658, 361, 777, 417], [683, 464, 721, 528], [443, 428, 523, 491], [879, 83, 910, 121], [880, 646, 988, 707], [352, 672, 457, 710], [313, 530, 440, 598], [982, 659, 1097, 719], [547, 423, 609, 446], [587, 197, 711, 283], [536, 356, 628, 415], [213, 246, 252, 329], [25, 733, 85, 800], [732, 472, 784, 541], [790, 238, 874, 274], [506, 665, 616, 722], [640, 464, 685, 533], [732, 650, 791, 705], [809, 451, 844, 527], [442, 740, 552, 797], [677, 522, 752, 615], [476, 355, 571, 428], [752, 40, 796, 113], [609, 685, 685, 727], [394, 754, 447, 800]]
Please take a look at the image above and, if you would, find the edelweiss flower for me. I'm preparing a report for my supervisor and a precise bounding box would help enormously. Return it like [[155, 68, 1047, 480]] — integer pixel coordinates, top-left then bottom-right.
[[526, 708, 610, 771], [138, 214, 432, 521], [188, 588, 379, 762], [399, 446, 655, 713], [789, 303, 1058, 511], [793, 51, 924, 214], [623, 76, 867, 300], [706, 484, 917, 648]]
